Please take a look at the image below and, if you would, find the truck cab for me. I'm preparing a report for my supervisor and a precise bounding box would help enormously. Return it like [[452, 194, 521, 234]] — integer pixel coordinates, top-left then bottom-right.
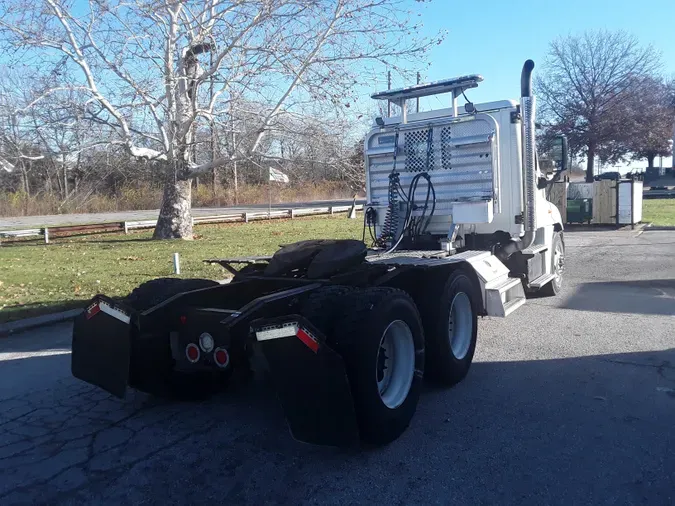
[[364, 61, 565, 295]]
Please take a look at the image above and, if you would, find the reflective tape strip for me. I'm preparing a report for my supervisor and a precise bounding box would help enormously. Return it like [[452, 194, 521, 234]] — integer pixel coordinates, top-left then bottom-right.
[[255, 322, 299, 341], [296, 328, 319, 353], [85, 302, 101, 319], [99, 301, 131, 324]]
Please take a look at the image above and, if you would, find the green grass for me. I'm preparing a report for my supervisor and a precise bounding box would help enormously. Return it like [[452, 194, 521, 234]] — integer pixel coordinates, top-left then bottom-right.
[[643, 199, 675, 226], [0, 215, 363, 323]]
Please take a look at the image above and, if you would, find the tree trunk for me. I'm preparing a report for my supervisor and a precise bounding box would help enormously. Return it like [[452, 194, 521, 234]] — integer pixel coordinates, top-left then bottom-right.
[[44, 167, 53, 193], [21, 162, 30, 215], [153, 171, 193, 240], [647, 153, 656, 168], [585, 142, 596, 182], [20, 167, 30, 197], [53, 161, 64, 198], [63, 165, 69, 198], [233, 163, 238, 205]]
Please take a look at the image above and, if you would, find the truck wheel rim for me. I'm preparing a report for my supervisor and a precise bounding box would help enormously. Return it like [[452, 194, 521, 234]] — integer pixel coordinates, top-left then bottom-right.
[[376, 320, 415, 409], [554, 243, 564, 285], [449, 292, 473, 360]]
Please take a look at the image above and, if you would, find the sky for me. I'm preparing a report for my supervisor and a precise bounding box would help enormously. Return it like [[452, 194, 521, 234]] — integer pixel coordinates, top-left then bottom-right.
[[2, 0, 673, 172], [383, 0, 675, 171]]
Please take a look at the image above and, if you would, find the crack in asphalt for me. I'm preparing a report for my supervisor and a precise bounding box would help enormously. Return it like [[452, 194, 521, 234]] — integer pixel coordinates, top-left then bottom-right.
[[0, 383, 168, 500], [0, 369, 287, 505]]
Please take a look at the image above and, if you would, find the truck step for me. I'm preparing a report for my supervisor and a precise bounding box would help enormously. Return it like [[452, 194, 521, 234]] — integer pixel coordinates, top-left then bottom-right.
[[485, 276, 526, 317], [502, 297, 527, 317], [529, 273, 555, 289]]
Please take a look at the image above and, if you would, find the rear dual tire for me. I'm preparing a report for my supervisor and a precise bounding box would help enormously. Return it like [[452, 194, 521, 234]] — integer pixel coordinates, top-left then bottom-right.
[[304, 276, 480, 445], [420, 270, 479, 386], [304, 287, 425, 446]]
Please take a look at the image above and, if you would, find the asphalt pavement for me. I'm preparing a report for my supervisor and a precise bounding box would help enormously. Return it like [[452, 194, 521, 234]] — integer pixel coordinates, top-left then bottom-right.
[[1, 228, 674, 505], [0, 199, 363, 229]]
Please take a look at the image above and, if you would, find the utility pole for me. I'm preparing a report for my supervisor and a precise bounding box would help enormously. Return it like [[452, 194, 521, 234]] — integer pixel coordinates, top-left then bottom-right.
[[387, 70, 391, 118], [416, 72, 421, 113]]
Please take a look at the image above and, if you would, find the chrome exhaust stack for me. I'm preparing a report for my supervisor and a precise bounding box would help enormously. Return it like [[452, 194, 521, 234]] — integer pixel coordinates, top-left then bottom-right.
[[498, 60, 538, 259], [519, 59, 537, 250]]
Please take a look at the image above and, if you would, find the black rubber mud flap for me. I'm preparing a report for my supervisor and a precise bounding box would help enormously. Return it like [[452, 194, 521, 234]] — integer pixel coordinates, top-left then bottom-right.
[[71, 296, 133, 398], [253, 316, 360, 447]]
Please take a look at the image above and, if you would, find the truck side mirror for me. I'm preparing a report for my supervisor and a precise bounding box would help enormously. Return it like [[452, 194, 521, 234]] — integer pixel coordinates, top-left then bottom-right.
[[550, 136, 568, 173]]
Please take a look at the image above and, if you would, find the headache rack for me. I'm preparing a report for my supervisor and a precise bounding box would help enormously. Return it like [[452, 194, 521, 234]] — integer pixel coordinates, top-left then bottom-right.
[[371, 74, 483, 122]]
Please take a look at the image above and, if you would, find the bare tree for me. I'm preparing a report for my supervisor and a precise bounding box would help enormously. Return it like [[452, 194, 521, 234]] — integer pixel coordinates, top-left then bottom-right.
[[0, 72, 44, 197], [536, 30, 661, 182], [625, 77, 675, 168], [0, 0, 440, 238]]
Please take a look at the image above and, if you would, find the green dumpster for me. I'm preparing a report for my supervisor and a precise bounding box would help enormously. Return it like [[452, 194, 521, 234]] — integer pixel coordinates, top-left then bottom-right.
[[566, 198, 592, 224]]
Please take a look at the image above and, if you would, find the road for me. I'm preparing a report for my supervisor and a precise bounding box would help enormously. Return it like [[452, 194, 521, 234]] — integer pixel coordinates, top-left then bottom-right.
[[0, 199, 364, 230], [1, 229, 674, 505]]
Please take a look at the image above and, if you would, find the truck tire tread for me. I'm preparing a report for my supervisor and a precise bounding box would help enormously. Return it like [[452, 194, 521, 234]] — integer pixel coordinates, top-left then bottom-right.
[[300, 285, 355, 339], [419, 269, 479, 386], [538, 231, 564, 297], [330, 287, 425, 445]]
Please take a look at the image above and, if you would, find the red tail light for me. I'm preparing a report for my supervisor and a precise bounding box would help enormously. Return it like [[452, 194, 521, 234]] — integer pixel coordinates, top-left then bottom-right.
[[185, 343, 200, 363], [213, 348, 230, 368]]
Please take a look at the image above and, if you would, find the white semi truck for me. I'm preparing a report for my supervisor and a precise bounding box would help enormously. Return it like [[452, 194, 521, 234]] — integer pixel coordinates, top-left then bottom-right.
[[363, 59, 566, 310], [72, 60, 566, 447]]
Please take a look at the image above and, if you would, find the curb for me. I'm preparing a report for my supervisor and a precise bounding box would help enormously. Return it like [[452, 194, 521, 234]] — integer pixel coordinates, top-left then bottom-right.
[[619, 223, 647, 232], [643, 224, 675, 231], [0, 308, 83, 337], [564, 223, 649, 233]]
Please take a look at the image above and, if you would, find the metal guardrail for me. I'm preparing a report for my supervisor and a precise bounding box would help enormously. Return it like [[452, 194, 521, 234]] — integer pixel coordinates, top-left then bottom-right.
[[0, 228, 43, 238], [0, 204, 363, 244]]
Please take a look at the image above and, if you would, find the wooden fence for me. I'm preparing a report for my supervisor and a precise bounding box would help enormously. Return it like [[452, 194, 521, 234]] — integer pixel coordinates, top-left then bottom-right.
[[548, 183, 568, 222], [549, 179, 641, 226], [592, 180, 617, 224]]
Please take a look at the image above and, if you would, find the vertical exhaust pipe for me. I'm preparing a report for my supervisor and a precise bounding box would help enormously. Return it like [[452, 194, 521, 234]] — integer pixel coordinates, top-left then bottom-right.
[[521, 59, 534, 97], [519, 59, 537, 250], [500, 60, 538, 259]]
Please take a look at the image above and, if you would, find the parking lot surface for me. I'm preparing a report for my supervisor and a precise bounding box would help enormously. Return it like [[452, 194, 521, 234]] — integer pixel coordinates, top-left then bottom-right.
[[1, 229, 673, 505]]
